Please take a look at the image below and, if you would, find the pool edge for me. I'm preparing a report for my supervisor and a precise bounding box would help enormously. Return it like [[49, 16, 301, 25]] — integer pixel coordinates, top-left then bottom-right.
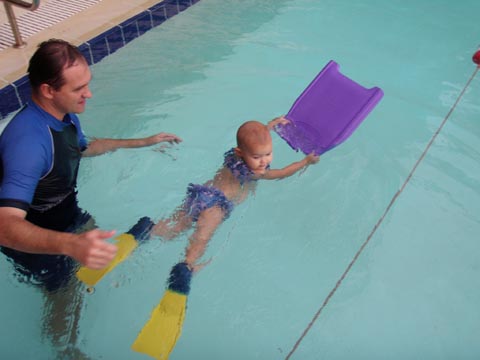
[[0, 0, 201, 120]]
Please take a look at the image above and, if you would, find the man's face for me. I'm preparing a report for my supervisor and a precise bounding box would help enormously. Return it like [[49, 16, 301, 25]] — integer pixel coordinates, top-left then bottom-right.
[[51, 60, 92, 118]]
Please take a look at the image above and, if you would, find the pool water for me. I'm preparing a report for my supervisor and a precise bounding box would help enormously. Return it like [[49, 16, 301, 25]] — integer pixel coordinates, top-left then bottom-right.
[[1, 0, 479, 359]]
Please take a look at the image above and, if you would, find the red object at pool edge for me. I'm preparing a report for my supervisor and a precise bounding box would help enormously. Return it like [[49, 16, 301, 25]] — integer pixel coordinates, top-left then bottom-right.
[[473, 50, 480, 65]]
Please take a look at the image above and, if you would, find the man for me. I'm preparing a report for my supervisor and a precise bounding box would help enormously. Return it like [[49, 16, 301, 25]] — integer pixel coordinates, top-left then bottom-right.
[[0, 39, 181, 290], [0, 38, 181, 357]]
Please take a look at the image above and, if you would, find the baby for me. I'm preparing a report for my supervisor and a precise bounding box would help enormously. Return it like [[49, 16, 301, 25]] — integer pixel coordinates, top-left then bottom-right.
[[152, 116, 319, 270]]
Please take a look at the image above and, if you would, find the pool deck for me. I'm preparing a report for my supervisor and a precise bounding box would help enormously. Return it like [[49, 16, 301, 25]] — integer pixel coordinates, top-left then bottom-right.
[[0, 0, 163, 87]]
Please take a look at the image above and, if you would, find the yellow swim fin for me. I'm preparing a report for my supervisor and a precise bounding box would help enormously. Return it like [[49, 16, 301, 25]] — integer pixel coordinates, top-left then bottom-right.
[[76, 217, 154, 287], [132, 263, 192, 360], [131, 289, 187, 359]]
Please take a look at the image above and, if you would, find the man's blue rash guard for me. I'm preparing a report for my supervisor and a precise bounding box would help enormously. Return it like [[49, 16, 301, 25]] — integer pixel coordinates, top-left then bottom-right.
[[0, 101, 89, 291], [0, 101, 88, 229]]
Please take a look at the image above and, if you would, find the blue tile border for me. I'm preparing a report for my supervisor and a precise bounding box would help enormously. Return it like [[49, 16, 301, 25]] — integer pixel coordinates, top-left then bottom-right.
[[0, 0, 201, 120]]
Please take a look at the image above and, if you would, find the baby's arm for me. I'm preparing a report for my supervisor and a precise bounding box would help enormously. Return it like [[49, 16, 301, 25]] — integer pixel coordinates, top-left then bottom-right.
[[267, 116, 289, 131], [261, 152, 319, 180]]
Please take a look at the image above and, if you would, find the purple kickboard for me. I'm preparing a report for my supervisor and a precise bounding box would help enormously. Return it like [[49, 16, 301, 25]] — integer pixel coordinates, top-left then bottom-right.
[[275, 60, 383, 155]]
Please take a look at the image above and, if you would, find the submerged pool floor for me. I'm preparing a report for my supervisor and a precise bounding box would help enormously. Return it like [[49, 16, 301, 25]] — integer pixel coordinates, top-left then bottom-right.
[[1, 1, 480, 359]]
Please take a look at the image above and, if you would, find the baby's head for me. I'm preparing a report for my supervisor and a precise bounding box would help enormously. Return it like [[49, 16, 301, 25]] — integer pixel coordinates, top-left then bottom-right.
[[234, 121, 273, 175]]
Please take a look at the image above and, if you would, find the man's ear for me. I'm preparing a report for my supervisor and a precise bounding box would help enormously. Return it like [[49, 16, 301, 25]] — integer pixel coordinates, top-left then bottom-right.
[[39, 83, 55, 100]]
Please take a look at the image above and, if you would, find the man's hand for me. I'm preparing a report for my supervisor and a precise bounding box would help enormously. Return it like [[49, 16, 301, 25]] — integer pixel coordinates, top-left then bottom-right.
[[70, 229, 118, 269], [143, 133, 182, 146]]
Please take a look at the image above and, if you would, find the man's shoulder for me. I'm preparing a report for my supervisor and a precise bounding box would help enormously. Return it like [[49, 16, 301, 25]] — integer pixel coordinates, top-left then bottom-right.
[[3, 105, 48, 136], [0, 107, 51, 153]]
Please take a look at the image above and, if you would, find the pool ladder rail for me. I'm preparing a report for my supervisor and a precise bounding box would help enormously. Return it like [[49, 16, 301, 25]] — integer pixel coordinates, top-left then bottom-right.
[[1, 0, 40, 48]]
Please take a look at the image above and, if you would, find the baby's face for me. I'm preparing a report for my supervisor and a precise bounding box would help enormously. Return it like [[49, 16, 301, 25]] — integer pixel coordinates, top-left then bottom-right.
[[240, 141, 273, 175]]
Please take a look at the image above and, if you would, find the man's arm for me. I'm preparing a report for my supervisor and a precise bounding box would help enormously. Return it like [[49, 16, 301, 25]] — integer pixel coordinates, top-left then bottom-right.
[[0, 207, 118, 269], [82, 132, 182, 157]]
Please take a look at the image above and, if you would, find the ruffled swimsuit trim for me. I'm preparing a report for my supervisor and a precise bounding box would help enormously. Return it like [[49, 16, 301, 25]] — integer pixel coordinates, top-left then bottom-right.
[[184, 184, 234, 222], [184, 149, 268, 222], [223, 148, 270, 185]]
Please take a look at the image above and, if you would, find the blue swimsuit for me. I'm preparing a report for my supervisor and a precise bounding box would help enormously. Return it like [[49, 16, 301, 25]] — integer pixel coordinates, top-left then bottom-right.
[[0, 101, 90, 291], [184, 149, 258, 222]]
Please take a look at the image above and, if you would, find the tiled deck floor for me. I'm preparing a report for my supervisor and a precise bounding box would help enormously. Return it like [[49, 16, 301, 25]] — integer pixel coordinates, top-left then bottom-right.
[[0, 0, 162, 86]]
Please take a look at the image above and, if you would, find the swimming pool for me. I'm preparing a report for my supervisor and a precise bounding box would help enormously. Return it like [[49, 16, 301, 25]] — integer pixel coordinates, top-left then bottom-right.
[[1, 0, 480, 359]]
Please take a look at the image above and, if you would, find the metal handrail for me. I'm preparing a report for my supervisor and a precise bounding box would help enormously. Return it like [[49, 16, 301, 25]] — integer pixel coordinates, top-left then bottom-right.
[[3, 0, 40, 10], [1, 0, 41, 48]]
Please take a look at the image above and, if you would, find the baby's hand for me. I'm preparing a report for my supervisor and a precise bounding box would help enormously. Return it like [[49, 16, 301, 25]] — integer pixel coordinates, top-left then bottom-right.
[[305, 152, 320, 165], [267, 116, 290, 130]]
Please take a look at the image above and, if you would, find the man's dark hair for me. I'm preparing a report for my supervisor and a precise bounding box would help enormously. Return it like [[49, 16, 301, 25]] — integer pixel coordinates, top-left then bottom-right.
[[28, 39, 86, 92]]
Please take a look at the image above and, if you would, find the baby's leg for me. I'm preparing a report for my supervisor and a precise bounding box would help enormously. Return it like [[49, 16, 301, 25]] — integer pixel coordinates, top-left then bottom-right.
[[151, 209, 192, 240], [184, 206, 225, 267]]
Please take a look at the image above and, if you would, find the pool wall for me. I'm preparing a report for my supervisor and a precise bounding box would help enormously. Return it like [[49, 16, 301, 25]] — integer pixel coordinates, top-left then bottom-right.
[[0, 0, 201, 120]]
